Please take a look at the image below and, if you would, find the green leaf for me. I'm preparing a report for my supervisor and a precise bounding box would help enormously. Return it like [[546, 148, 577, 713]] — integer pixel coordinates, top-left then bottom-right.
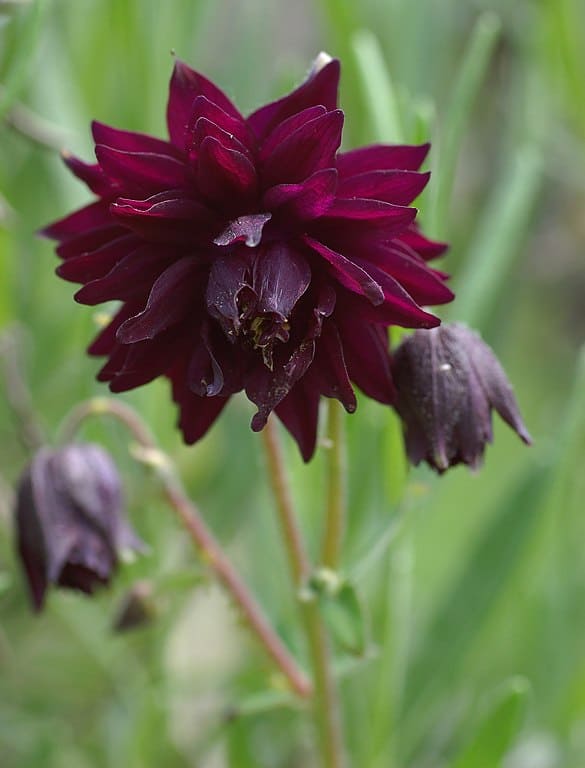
[[449, 678, 530, 768]]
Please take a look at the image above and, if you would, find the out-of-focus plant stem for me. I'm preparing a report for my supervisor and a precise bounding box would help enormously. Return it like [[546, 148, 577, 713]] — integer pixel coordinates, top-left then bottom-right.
[[321, 399, 347, 570], [261, 417, 346, 768], [59, 398, 312, 699], [261, 417, 310, 586]]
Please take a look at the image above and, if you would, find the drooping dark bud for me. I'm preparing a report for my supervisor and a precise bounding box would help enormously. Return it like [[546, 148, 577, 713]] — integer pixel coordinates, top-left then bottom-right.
[[15, 443, 145, 611], [392, 323, 532, 473]]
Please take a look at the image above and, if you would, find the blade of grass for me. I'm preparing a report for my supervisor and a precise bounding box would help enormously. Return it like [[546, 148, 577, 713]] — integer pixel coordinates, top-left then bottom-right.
[[351, 29, 404, 143], [429, 13, 501, 237], [448, 145, 543, 329], [0, 0, 47, 122], [398, 462, 547, 761], [449, 678, 530, 768]]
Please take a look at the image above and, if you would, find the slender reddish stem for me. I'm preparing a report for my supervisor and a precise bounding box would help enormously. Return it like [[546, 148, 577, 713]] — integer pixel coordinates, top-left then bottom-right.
[[60, 398, 312, 699]]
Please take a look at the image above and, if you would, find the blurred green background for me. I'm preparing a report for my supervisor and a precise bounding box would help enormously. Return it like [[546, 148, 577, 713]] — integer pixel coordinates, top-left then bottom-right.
[[1, 0, 584, 766]]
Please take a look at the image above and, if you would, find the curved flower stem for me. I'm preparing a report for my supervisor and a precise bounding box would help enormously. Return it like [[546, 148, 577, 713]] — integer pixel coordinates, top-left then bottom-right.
[[320, 399, 347, 570], [261, 416, 346, 768], [59, 398, 312, 699]]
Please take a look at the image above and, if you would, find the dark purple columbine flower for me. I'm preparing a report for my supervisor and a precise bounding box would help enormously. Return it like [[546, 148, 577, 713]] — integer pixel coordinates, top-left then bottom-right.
[[15, 443, 144, 611], [42, 54, 453, 460], [392, 323, 532, 473]]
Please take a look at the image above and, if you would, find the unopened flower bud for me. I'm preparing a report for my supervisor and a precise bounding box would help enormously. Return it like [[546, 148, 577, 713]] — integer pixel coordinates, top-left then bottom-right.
[[392, 323, 532, 473], [15, 443, 145, 611]]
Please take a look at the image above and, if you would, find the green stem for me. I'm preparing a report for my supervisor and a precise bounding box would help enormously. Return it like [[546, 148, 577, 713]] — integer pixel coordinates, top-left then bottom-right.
[[59, 398, 312, 699], [302, 600, 346, 768], [261, 416, 346, 768], [261, 417, 310, 586], [321, 399, 347, 569]]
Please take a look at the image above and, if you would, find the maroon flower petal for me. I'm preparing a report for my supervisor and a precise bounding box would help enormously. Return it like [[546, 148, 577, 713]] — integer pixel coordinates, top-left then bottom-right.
[[247, 340, 317, 431], [337, 143, 430, 177], [197, 135, 258, 204], [337, 320, 395, 404], [55, 226, 126, 261], [206, 252, 252, 336], [263, 168, 338, 220], [248, 57, 340, 140], [359, 242, 454, 306], [275, 379, 321, 462], [178, 393, 229, 444], [258, 105, 326, 161], [187, 95, 254, 151], [96, 346, 129, 382], [188, 116, 252, 162], [111, 192, 221, 243], [170, 354, 230, 443], [253, 242, 311, 319], [188, 338, 225, 397], [311, 322, 357, 413], [87, 303, 141, 357], [167, 59, 242, 149], [323, 197, 416, 224], [56, 235, 139, 283], [399, 225, 449, 261], [62, 152, 112, 197], [95, 145, 191, 194], [74, 245, 177, 305], [261, 110, 343, 187], [351, 260, 441, 328], [107, 332, 186, 392], [92, 120, 181, 158], [304, 236, 384, 305], [41, 201, 111, 241], [337, 169, 430, 206], [312, 204, 417, 248], [246, 283, 336, 432], [213, 213, 272, 248], [116, 258, 202, 343]]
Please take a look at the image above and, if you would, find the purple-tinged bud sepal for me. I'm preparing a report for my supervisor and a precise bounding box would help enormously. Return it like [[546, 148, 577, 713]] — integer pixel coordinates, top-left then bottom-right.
[[392, 323, 532, 473], [15, 443, 145, 611]]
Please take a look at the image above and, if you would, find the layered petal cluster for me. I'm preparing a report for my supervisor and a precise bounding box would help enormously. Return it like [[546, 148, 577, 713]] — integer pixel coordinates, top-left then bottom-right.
[[392, 323, 532, 472], [15, 443, 144, 610], [43, 55, 453, 459]]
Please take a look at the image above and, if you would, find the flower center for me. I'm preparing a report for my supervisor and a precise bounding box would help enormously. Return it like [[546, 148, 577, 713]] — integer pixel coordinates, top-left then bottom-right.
[[233, 289, 290, 368]]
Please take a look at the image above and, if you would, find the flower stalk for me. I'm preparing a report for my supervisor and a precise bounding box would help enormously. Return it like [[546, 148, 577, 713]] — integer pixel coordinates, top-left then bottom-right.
[[261, 415, 346, 768], [59, 398, 312, 699], [261, 417, 310, 586], [321, 399, 347, 569]]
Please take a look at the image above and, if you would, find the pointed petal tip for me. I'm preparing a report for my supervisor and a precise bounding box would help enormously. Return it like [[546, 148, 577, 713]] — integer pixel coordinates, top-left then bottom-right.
[[310, 52, 339, 76], [517, 422, 533, 446]]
